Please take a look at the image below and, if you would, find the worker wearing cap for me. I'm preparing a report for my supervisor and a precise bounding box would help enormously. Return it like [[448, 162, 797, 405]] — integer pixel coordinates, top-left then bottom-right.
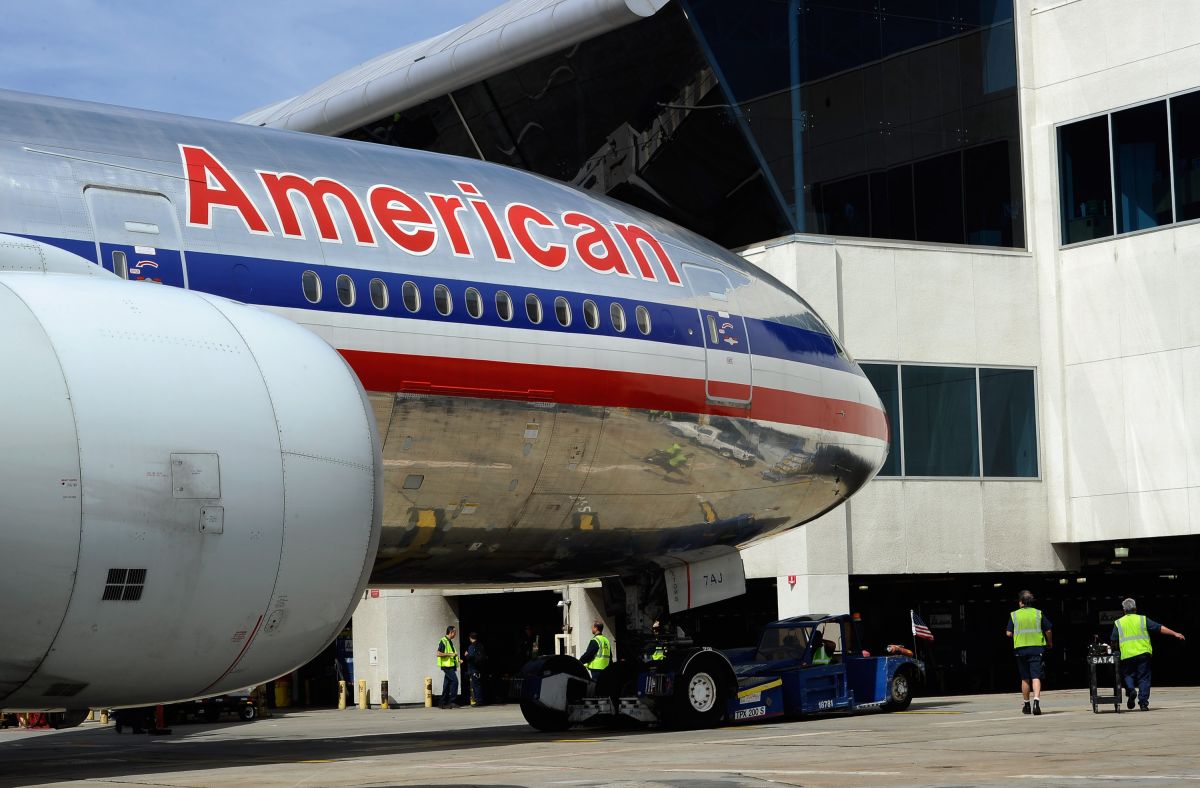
[[1005, 589, 1053, 716], [1110, 598, 1185, 711]]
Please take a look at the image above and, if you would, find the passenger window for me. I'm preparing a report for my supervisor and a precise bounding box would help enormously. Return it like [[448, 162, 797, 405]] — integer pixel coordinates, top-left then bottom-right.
[[496, 290, 513, 321], [434, 284, 452, 316], [707, 314, 719, 344], [635, 305, 652, 335], [111, 250, 129, 280], [336, 274, 356, 307], [554, 296, 571, 327], [369, 278, 388, 310], [610, 302, 626, 332], [402, 281, 420, 313], [302, 270, 321, 303], [525, 293, 543, 324], [583, 299, 599, 329], [465, 287, 483, 319]]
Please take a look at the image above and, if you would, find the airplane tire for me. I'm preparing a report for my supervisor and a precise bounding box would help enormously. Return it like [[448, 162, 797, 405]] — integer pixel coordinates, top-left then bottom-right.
[[883, 670, 913, 711], [520, 700, 570, 732]]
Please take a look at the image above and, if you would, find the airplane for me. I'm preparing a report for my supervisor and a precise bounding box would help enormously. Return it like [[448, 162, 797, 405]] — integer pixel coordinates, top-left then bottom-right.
[[0, 89, 888, 718]]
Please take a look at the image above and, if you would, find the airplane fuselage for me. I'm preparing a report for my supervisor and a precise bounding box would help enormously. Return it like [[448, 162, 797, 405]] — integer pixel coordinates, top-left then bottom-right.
[[0, 90, 886, 709]]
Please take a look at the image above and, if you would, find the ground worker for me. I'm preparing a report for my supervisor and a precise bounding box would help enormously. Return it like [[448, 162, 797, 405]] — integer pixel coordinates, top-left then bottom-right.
[[811, 629, 837, 666], [436, 625, 459, 709], [1110, 597, 1186, 711], [644, 620, 667, 662], [1005, 589, 1053, 716], [579, 621, 612, 680]]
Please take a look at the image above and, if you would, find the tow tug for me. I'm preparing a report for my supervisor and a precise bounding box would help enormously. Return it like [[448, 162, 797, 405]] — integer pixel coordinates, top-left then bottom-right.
[[518, 613, 924, 730]]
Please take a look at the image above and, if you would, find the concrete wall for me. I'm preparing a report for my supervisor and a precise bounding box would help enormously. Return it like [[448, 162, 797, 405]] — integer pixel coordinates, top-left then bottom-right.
[[1023, 0, 1200, 543], [740, 235, 1057, 589], [353, 590, 458, 705]]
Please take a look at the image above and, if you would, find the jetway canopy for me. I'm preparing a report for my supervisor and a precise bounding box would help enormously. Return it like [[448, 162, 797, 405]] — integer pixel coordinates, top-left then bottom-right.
[[236, 0, 670, 136]]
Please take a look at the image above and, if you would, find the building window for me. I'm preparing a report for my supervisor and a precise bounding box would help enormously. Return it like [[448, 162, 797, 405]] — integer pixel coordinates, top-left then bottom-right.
[[902, 365, 979, 477], [1112, 101, 1172, 233], [1058, 89, 1200, 244], [345, 0, 1023, 250], [979, 368, 1038, 477], [862, 363, 1037, 478], [862, 364, 900, 477], [1058, 116, 1113, 244], [1171, 91, 1200, 222]]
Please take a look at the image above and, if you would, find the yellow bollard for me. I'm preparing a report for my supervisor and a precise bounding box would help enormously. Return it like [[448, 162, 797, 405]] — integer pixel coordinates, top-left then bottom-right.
[[424, 676, 433, 708], [86, 710, 95, 722], [357, 679, 368, 710], [100, 709, 109, 725], [381, 680, 390, 709], [338, 680, 347, 710]]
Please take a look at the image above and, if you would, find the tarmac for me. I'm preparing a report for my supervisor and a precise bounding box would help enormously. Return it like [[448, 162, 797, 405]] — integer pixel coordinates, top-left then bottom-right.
[[2, 687, 1199, 787]]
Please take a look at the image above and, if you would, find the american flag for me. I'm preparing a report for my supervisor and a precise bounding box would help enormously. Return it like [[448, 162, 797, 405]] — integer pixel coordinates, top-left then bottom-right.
[[911, 610, 935, 641]]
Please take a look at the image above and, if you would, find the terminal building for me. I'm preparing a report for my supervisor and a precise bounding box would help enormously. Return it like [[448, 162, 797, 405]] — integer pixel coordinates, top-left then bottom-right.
[[241, 0, 1199, 698]]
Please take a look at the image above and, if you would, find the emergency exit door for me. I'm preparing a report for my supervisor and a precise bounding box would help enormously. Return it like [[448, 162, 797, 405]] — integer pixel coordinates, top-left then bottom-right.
[[682, 264, 752, 405], [83, 188, 187, 288]]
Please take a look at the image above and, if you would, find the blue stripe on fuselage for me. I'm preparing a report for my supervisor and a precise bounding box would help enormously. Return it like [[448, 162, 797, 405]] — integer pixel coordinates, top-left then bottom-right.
[[23, 233, 860, 376]]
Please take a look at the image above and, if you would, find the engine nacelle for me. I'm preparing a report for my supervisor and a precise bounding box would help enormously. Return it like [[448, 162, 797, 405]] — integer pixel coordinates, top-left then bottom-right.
[[0, 271, 381, 710]]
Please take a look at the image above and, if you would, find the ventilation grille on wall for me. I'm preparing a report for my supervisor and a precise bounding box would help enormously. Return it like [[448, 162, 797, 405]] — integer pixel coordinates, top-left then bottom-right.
[[102, 568, 147, 601]]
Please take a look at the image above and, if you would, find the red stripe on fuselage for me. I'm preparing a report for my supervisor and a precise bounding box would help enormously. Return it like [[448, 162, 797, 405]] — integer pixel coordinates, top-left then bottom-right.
[[339, 349, 888, 441]]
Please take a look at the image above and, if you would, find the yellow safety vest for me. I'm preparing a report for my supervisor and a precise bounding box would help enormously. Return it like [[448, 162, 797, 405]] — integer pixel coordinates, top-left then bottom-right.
[[812, 644, 832, 665], [586, 634, 611, 670], [438, 636, 457, 668], [1010, 607, 1045, 649], [649, 645, 666, 662], [1116, 614, 1152, 659]]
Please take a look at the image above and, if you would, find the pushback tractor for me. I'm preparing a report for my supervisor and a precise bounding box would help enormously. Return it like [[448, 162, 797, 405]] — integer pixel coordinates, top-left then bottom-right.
[[518, 614, 925, 730]]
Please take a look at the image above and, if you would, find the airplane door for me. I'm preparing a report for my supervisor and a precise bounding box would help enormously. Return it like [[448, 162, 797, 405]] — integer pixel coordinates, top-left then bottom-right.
[[83, 189, 187, 288], [682, 264, 752, 405]]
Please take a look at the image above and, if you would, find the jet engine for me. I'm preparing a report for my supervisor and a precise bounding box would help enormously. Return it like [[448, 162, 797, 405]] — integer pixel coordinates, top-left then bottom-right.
[[0, 268, 382, 711]]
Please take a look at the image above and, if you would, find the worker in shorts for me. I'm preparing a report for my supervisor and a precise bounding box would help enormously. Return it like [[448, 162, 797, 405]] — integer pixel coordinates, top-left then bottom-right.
[[1005, 589, 1053, 715]]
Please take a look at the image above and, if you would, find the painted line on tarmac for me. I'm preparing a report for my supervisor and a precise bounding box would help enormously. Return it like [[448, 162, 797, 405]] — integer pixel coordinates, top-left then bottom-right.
[[666, 768, 903, 777], [1010, 775, 1200, 781], [896, 709, 964, 714], [933, 712, 1074, 725], [702, 728, 873, 744]]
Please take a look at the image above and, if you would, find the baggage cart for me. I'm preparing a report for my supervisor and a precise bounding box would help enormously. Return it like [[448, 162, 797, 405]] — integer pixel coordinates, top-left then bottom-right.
[[1086, 651, 1121, 713]]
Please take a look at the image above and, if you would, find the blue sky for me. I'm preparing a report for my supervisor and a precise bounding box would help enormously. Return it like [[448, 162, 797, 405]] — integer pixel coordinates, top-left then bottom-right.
[[0, 0, 499, 120]]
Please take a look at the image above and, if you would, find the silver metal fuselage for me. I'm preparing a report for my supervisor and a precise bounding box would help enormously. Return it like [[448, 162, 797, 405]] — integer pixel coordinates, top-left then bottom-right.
[[0, 90, 887, 586]]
